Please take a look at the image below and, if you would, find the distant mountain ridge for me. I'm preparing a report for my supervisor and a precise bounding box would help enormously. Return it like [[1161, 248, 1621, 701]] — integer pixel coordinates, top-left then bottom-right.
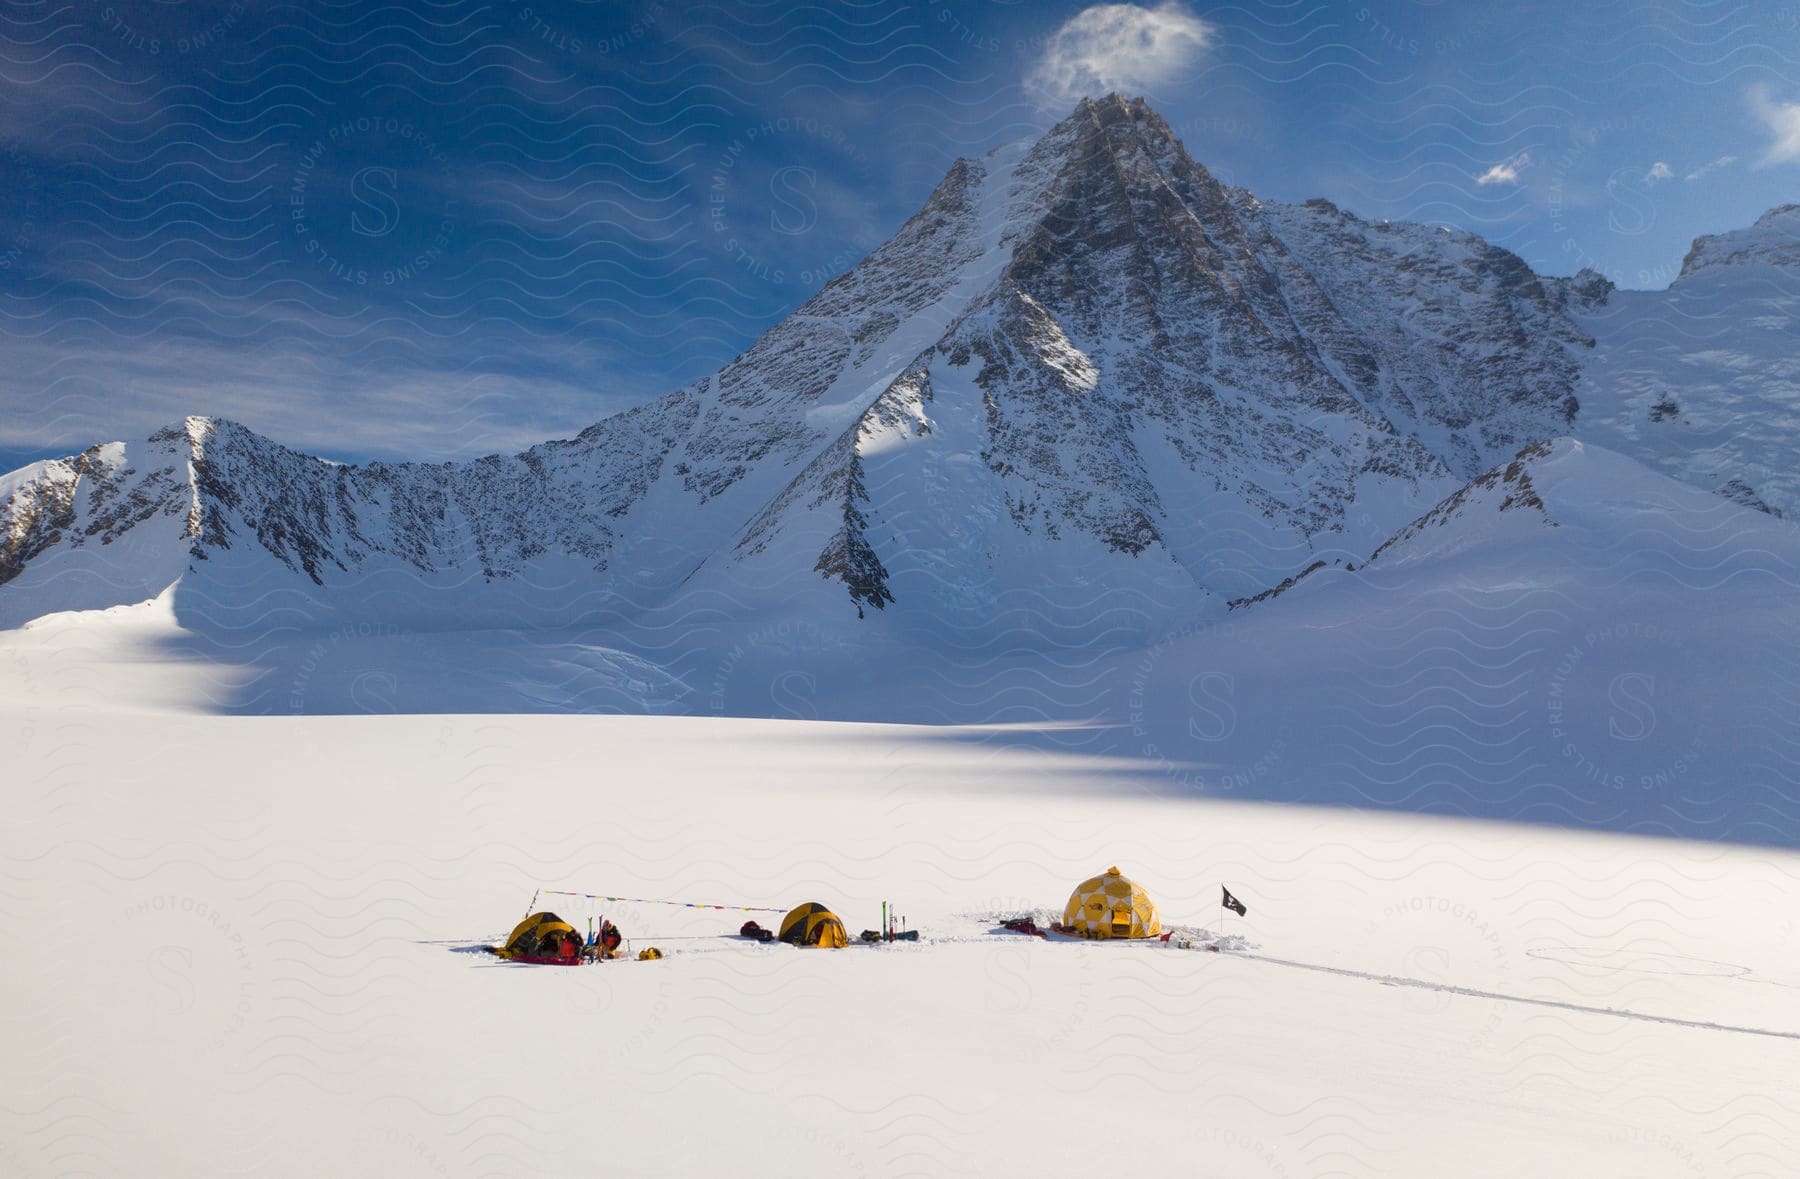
[[2, 95, 1795, 634], [1677, 203, 1800, 282]]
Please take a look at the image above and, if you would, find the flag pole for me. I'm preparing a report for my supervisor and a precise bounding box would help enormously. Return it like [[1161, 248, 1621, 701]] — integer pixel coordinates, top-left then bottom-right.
[[1219, 883, 1247, 936]]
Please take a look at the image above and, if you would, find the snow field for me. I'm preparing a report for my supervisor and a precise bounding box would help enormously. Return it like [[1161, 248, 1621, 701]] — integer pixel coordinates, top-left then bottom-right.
[[3, 710, 1797, 1176]]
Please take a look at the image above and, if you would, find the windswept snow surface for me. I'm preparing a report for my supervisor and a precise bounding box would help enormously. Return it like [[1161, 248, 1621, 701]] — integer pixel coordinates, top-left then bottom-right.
[[2, 708, 1798, 1176]]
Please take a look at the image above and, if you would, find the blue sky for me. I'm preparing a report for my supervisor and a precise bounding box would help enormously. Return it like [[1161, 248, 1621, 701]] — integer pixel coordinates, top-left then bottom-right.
[[0, 0, 1795, 470]]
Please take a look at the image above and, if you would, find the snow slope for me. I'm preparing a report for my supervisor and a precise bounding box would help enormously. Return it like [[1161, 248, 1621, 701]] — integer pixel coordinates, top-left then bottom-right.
[[4, 439, 1795, 849], [2, 705, 1797, 1176], [1060, 438, 1800, 847], [1574, 204, 1800, 517]]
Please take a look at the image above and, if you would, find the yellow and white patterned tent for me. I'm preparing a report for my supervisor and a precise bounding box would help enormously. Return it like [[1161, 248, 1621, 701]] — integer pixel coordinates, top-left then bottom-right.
[[1063, 866, 1161, 939]]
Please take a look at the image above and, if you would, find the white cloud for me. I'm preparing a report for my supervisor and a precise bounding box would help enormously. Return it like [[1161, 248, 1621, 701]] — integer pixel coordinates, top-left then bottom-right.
[[1475, 151, 1531, 186], [1683, 155, 1738, 182], [1645, 161, 1674, 182], [1748, 84, 1800, 166], [1025, 3, 1215, 107]]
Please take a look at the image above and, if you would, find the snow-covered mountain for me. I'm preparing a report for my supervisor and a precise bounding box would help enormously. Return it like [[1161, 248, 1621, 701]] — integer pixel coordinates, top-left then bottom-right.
[[1, 95, 1794, 642]]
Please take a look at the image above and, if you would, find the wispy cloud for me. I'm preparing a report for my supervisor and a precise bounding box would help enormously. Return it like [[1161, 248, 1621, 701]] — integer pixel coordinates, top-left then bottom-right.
[[1475, 151, 1531, 186], [1748, 84, 1800, 166], [1025, 3, 1215, 108], [1683, 155, 1737, 182]]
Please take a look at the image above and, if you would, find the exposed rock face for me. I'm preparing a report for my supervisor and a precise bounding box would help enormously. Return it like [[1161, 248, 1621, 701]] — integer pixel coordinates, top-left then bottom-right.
[[1230, 438, 1563, 610], [1717, 478, 1782, 518], [1, 424, 203, 588], [923, 99, 1586, 552], [1366, 439, 1558, 567], [1, 96, 1791, 630]]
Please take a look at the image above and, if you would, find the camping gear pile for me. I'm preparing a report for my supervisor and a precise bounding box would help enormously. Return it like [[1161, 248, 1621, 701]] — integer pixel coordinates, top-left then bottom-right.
[[999, 916, 1047, 938]]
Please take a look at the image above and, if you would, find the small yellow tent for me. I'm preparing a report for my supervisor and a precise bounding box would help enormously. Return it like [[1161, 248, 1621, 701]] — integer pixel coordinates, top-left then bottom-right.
[[495, 911, 584, 964], [778, 902, 849, 949], [1064, 867, 1161, 939]]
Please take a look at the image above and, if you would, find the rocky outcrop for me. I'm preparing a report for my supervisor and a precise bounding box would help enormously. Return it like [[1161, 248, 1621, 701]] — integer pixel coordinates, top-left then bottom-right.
[[1677, 204, 1800, 282]]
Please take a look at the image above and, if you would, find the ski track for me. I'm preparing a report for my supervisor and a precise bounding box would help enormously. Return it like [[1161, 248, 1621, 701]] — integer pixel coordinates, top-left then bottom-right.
[[1238, 953, 1800, 1043]]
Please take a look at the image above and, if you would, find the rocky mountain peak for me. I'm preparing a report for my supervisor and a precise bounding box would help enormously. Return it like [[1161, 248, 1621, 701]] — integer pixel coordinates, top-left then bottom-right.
[[1, 97, 1792, 633], [1569, 267, 1613, 306]]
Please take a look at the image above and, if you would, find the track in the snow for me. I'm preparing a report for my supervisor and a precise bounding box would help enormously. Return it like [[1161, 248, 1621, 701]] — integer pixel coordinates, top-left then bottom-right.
[[1240, 953, 1800, 1042]]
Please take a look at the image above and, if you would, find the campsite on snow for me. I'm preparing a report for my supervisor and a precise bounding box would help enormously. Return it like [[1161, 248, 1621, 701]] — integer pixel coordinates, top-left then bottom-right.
[[4, 3, 1800, 1175]]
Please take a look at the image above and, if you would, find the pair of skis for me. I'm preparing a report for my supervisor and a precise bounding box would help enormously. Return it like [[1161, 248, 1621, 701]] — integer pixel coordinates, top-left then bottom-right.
[[880, 901, 910, 941]]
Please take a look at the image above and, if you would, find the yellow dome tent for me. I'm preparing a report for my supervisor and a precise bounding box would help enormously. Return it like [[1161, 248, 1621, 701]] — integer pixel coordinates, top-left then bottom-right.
[[495, 911, 585, 965], [778, 902, 849, 949], [1064, 867, 1161, 939]]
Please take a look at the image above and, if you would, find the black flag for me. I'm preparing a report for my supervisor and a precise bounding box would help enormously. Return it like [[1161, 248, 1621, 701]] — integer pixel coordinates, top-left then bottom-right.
[[1221, 886, 1247, 917]]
